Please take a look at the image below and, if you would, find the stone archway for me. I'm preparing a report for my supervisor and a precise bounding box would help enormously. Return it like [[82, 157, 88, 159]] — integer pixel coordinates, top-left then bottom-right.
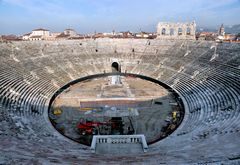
[[111, 62, 121, 73]]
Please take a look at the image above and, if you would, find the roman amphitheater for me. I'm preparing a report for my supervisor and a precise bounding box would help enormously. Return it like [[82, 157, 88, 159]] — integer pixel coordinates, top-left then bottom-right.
[[0, 29, 240, 164]]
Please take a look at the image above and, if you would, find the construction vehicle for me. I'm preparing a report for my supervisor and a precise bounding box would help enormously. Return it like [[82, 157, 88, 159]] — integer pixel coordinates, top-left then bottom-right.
[[77, 119, 104, 135], [172, 111, 177, 119], [76, 117, 126, 135], [53, 108, 62, 115]]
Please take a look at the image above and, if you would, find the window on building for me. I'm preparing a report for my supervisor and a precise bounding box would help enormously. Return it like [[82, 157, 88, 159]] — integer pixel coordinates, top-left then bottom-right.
[[187, 27, 191, 35], [162, 28, 166, 35], [178, 28, 183, 35], [170, 28, 174, 36]]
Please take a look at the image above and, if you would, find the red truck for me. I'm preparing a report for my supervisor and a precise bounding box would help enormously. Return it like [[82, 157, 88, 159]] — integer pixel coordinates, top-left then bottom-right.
[[77, 120, 105, 135], [77, 117, 124, 135]]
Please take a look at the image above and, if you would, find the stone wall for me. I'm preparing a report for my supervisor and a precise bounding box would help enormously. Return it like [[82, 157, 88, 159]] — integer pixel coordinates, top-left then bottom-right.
[[157, 21, 196, 40]]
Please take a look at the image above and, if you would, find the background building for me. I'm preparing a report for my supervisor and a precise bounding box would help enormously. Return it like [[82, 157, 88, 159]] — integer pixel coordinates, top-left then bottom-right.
[[64, 29, 78, 37], [29, 28, 50, 41], [157, 21, 196, 40]]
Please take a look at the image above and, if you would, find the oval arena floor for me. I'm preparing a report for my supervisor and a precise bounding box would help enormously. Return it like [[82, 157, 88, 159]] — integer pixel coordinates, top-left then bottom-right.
[[0, 39, 240, 164]]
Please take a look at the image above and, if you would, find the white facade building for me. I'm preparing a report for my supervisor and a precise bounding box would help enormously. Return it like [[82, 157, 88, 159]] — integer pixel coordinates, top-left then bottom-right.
[[22, 33, 31, 40], [31, 28, 50, 36], [29, 28, 50, 41], [64, 29, 78, 37]]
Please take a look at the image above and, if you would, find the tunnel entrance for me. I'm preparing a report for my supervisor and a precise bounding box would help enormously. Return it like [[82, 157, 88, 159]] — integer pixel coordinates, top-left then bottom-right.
[[48, 73, 185, 146], [111, 62, 121, 73]]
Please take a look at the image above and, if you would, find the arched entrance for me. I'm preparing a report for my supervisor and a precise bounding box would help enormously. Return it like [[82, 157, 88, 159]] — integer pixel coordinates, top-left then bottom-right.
[[111, 62, 121, 73]]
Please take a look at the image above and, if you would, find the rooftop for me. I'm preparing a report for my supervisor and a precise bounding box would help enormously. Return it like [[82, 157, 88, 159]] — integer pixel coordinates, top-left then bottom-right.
[[32, 28, 49, 31]]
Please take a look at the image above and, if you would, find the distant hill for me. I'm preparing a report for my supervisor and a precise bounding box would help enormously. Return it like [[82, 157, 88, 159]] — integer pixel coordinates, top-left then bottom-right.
[[225, 24, 240, 34], [197, 27, 216, 33], [197, 24, 240, 34]]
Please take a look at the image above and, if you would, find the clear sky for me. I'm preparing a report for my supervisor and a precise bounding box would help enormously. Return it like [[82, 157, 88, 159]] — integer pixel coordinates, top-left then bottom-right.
[[0, 0, 240, 35]]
